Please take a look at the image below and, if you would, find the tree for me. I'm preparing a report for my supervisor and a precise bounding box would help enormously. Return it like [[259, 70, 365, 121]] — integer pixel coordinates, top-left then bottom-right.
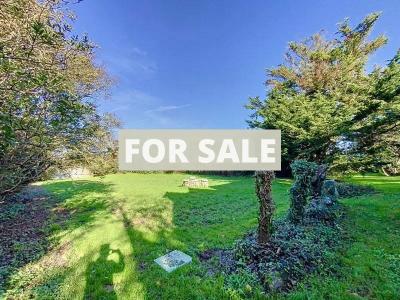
[[60, 113, 121, 177], [255, 171, 275, 244], [340, 50, 400, 174], [0, 0, 111, 198], [247, 13, 399, 174]]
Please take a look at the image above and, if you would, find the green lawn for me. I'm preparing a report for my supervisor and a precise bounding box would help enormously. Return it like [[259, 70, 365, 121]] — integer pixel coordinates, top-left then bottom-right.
[[3, 173, 400, 299]]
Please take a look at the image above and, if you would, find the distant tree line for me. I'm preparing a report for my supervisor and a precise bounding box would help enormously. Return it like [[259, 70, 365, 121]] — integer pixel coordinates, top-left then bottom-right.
[[247, 13, 400, 176]]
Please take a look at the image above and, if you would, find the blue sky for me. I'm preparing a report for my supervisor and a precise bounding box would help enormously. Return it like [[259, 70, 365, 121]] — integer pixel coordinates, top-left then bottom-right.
[[71, 0, 400, 129]]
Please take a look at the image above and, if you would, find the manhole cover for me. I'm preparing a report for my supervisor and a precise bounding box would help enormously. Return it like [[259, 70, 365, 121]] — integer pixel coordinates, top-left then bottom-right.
[[154, 250, 192, 272]]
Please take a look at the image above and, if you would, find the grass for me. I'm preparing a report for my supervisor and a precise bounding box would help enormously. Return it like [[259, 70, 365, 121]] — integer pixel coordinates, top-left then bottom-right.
[[1, 173, 399, 299], [289, 175, 400, 299]]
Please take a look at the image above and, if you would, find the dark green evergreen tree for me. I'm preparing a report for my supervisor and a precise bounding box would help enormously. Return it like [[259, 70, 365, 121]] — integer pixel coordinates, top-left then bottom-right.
[[247, 13, 399, 174]]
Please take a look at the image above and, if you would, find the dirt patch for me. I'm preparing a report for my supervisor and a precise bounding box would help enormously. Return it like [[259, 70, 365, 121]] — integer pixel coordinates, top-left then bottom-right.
[[0, 186, 67, 289], [39, 242, 71, 269], [198, 249, 236, 276]]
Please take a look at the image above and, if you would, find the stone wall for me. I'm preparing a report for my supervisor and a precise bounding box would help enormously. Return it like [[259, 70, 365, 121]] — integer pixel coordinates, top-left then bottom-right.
[[182, 177, 209, 188]]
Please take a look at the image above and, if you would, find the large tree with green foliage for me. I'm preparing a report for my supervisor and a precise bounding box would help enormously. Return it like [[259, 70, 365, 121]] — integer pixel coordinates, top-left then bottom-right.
[[59, 112, 121, 177], [0, 0, 115, 198], [344, 50, 400, 175], [247, 13, 399, 174]]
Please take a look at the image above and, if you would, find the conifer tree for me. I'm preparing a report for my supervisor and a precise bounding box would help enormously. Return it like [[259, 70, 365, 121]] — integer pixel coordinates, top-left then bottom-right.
[[247, 13, 399, 174]]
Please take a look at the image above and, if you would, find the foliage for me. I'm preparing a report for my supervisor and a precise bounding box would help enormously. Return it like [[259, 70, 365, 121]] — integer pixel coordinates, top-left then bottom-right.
[[288, 160, 318, 223], [0, 0, 112, 198], [254, 171, 275, 244], [0, 202, 24, 221], [231, 161, 346, 294], [247, 13, 400, 174], [321, 180, 339, 202], [234, 214, 343, 293], [288, 160, 341, 225], [335, 181, 376, 198], [0, 187, 56, 294], [310, 164, 328, 198], [305, 196, 342, 225], [346, 50, 400, 175], [59, 112, 121, 177], [224, 268, 262, 299]]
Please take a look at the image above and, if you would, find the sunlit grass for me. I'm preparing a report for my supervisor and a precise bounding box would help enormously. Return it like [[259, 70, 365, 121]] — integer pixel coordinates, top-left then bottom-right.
[[3, 173, 399, 299], [291, 174, 400, 299], [29, 173, 290, 299]]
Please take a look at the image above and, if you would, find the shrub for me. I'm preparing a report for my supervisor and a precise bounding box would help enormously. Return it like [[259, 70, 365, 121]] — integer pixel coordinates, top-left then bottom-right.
[[311, 164, 328, 198], [230, 162, 346, 293], [321, 180, 339, 202], [288, 160, 318, 223], [336, 182, 376, 198], [305, 198, 343, 225], [233, 213, 343, 293]]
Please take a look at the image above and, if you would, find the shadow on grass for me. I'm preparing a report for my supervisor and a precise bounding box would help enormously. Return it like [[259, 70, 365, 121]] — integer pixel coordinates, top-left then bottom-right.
[[113, 177, 259, 299], [167, 178, 289, 244], [110, 177, 290, 299], [84, 244, 125, 300], [0, 179, 114, 297], [2, 176, 288, 298], [44, 180, 113, 229], [113, 208, 178, 299]]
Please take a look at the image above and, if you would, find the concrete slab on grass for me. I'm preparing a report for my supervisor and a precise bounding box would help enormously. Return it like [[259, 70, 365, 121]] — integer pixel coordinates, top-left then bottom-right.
[[154, 250, 192, 273]]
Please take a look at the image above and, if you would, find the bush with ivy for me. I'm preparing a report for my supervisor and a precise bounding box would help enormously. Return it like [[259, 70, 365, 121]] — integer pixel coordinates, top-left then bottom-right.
[[233, 216, 343, 293], [336, 181, 376, 198], [219, 159, 380, 295], [226, 160, 346, 294], [288, 160, 318, 223]]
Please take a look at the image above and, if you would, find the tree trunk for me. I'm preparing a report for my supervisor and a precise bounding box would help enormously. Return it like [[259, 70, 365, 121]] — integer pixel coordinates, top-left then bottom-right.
[[381, 167, 390, 176], [255, 171, 275, 244], [311, 164, 328, 198]]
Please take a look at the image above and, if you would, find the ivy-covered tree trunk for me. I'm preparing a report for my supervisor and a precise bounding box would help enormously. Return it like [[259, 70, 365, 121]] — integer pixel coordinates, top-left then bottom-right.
[[255, 171, 275, 244], [289, 178, 310, 224], [288, 160, 318, 223], [311, 164, 328, 198]]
